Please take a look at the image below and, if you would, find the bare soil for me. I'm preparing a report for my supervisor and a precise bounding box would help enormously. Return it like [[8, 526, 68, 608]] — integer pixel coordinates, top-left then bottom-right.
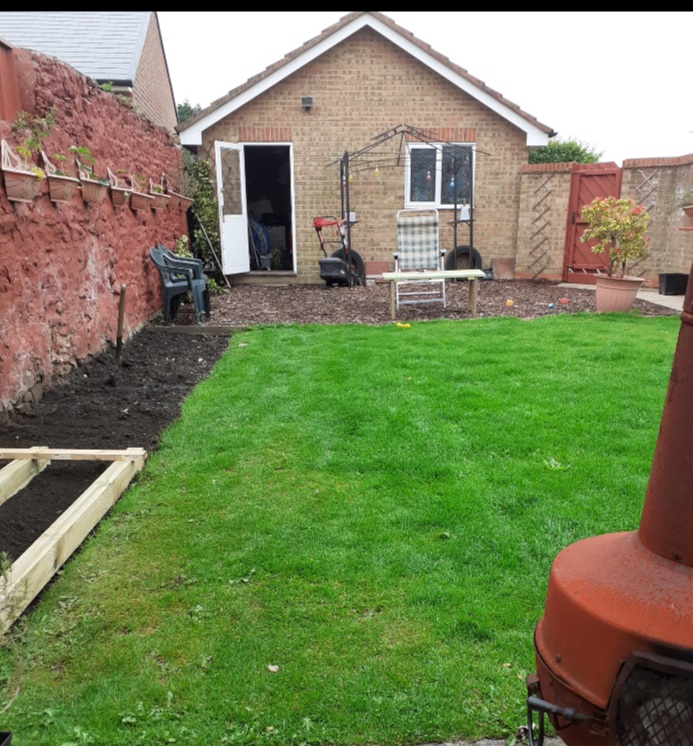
[[0, 279, 677, 561]]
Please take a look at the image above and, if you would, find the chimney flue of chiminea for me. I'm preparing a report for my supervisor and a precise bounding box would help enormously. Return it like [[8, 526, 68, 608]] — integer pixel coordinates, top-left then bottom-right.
[[525, 265, 693, 746]]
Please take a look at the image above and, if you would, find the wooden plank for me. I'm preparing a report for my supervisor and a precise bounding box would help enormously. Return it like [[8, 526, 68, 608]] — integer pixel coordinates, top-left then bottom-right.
[[0, 447, 147, 462], [382, 270, 485, 321], [0, 454, 146, 636], [0, 455, 50, 507], [381, 269, 486, 282]]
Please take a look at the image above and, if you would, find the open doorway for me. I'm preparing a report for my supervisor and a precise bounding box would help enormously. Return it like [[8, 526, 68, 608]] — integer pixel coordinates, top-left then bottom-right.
[[244, 145, 294, 272]]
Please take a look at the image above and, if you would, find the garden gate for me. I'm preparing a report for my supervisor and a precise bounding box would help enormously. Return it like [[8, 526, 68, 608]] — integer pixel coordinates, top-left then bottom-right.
[[562, 162, 622, 283]]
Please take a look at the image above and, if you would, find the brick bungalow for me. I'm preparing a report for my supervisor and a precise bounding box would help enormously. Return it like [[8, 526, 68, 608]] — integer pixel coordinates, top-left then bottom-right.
[[178, 11, 556, 285]]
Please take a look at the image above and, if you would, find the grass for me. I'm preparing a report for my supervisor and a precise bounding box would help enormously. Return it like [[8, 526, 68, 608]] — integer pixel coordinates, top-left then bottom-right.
[[0, 312, 679, 745]]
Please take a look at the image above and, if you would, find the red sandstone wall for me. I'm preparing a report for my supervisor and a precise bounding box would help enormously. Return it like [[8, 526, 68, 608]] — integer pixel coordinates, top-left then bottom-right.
[[0, 49, 189, 413]]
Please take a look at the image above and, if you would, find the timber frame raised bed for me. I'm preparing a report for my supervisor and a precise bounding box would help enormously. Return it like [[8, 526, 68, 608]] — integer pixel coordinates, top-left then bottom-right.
[[0, 447, 147, 636]]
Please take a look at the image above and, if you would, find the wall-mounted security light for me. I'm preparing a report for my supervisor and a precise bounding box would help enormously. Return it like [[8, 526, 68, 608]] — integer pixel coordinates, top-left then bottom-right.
[[301, 96, 314, 112]]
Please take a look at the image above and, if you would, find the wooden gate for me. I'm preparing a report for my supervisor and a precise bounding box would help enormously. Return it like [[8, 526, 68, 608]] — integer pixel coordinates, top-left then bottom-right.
[[562, 162, 622, 284]]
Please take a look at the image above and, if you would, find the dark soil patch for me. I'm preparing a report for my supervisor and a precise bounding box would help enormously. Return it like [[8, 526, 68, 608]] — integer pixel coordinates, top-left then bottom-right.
[[0, 328, 231, 560], [0, 280, 677, 562]]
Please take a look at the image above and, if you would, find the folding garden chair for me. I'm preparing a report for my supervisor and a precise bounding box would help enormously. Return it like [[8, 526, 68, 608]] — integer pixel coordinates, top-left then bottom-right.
[[393, 208, 447, 310]]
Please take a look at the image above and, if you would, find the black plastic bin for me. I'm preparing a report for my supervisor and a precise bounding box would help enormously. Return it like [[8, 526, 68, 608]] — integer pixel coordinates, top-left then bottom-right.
[[0, 733, 12, 746], [659, 273, 688, 296]]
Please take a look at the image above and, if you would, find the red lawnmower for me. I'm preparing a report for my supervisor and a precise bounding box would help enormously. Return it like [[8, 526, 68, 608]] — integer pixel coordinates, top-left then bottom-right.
[[313, 216, 365, 287]]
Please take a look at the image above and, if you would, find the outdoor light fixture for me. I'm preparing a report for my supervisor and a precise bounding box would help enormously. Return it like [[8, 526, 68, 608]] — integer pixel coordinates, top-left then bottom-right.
[[301, 96, 313, 112]]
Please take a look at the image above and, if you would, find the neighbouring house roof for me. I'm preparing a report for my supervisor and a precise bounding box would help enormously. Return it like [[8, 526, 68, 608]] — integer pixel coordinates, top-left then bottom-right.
[[179, 11, 556, 148], [0, 11, 153, 85]]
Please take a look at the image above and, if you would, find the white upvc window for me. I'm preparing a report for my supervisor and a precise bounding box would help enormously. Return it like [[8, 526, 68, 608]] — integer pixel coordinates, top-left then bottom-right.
[[404, 142, 474, 209]]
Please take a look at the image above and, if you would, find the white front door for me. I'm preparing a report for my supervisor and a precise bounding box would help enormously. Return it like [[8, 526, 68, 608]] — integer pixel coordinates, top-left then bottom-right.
[[215, 141, 249, 274]]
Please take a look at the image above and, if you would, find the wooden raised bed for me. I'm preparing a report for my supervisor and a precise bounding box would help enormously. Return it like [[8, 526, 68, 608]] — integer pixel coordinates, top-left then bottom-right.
[[0, 447, 147, 636]]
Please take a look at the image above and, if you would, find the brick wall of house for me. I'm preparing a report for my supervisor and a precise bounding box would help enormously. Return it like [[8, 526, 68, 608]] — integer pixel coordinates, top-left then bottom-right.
[[0, 49, 188, 413], [132, 14, 178, 135], [198, 27, 529, 283]]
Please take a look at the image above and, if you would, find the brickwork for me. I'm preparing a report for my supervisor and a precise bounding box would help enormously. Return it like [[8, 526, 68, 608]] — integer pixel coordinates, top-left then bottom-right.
[[514, 157, 693, 286], [132, 14, 178, 134], [0, 49, 187, 412], [199, 27, 530, 283], [621, 155, 693, 280], [516, 163, 573, 281]]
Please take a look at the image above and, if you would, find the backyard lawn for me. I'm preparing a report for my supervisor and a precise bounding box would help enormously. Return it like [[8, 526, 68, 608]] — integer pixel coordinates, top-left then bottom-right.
[[0, 312, 679, 746]]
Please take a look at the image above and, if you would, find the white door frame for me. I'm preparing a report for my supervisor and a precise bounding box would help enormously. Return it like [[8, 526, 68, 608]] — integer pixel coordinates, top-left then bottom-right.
[[214, 141, 296, 275]]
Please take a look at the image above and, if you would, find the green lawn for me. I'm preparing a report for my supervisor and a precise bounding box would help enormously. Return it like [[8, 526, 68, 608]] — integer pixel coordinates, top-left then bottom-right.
[[0, 312, 679, 746]]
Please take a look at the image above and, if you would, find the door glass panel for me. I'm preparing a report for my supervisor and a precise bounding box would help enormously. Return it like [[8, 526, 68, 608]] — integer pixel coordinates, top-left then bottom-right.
[[220, 147, 241, 215]]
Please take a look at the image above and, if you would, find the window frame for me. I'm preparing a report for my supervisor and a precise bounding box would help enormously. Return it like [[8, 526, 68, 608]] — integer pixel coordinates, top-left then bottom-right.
[[404, 141, 475, 211]]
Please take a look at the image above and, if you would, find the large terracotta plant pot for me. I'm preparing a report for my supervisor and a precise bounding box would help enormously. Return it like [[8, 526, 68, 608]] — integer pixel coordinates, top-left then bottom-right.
[[594, 274, 644, 313]]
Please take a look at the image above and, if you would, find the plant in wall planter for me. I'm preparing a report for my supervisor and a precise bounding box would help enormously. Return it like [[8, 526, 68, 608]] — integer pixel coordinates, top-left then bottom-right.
[[580, 196, 651, 313], [71, 145, 109, 205], [1, 139, 45, 203], [129, 173, 154, 211], [161, 172, 194, 211], [107, 168, 131, 207], [41, 151, 80, 203], [149, 178, 171, 210]]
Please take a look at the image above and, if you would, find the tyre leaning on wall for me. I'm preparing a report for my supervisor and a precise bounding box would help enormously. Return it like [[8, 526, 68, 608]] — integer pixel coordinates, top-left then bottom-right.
[[445, 245, 483, 274]]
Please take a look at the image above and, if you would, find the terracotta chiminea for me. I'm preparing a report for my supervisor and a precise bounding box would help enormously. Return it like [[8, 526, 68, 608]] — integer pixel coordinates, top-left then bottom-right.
[[526, 265, 693, 746]]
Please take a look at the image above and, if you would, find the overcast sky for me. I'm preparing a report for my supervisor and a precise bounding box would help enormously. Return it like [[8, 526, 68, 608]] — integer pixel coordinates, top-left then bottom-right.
[[157, 11, 693, 166]]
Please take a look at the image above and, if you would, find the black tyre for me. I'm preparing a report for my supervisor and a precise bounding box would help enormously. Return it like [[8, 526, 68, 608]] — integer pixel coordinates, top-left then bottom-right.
[[445, 245, 483, 272], [331, 248, 365, 286]]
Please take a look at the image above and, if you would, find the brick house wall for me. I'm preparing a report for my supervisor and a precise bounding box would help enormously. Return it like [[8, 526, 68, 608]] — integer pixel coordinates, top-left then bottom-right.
[[132, 13, 178, 135], [196, 27, 530, 283], [0, 48, 188, 413]]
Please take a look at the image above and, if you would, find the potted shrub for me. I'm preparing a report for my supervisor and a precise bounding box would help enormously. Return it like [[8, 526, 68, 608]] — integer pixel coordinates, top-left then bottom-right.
[[0, 109, 62, 203], [41, 151, 80, 203], [149, 178, 171, 210], [129, 173, 154, 211], [1, 139, 44, 203], [580, 196, 650, 312], [161, 172, 194, 211], [107, 168, 131, 207], [71, 146, 109, 204]]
